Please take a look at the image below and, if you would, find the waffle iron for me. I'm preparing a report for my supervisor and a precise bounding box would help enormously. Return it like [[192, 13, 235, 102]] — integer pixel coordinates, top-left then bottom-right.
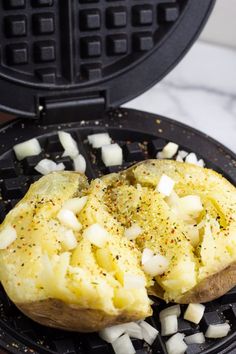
[[1, 1, 236, 353]]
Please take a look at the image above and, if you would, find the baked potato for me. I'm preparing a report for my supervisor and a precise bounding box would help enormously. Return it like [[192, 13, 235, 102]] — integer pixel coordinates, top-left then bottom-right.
[[0, 159, 235, 332], [0, 172, 152, 331], [112, 160, 236, 303]]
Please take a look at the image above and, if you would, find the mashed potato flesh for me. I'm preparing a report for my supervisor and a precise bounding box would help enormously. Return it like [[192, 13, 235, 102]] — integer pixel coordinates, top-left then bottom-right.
[[0, 160, 235, 311]]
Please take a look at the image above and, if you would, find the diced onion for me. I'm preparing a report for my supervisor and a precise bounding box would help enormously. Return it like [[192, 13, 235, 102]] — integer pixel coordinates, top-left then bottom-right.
[[139, 321, 159, 345], [62, 196, 88, 214], [57, 209, 82, 231], [99, 322, 143, 344], [184, 303, 205, 324], [161, 315, 178, 336], [143, 254, 169, 277], [88, 133, 111, 148], [83, 223, 109, 248], [124, 274, 146, 289], [157, 174, 175, 197], [111, 334, 136, 354], [60, 229, 77, 250], [58, 131, 79, 158], [124, 224, 142, 240], [176, 155, 183, 162], [56, 162, 66, 171], [101, 144, 123, 167], [13, 138, 42, 161], [99, 325, 126, 343], [35, 159, 65, 175], [73, 154, 86, 173], [166, 191, 180, 208], [205, 323, 230, 338], [178, 150, 188, 159], [197, 159, 205, 167], [165, 333, 187, 354], [160, 305, 181, 320], [0, 225, 17, 249], [161, 142, 179, 158], [121, 323, 143, 340], [157, 151, 165, 159], [185, 332, 205, 344], [178, 195, 203, 215], [185, 152, 198, 165], [142, 248, 154, 265]]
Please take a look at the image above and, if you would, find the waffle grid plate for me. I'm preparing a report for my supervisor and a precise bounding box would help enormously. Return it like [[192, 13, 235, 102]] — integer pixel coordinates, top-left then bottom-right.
[[0, 108, 235, 354]]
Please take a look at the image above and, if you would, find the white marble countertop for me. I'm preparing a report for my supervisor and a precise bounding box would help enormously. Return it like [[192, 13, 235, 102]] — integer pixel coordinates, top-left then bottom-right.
[[124, 41, 236, 153]]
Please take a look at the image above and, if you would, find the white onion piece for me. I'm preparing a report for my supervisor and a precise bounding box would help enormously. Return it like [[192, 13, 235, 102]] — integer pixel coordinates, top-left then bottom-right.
[[124, 274, 146, 289], [161, 142, 179, 158], [142, 248, 154, 265], [13, 138, 42, 161], [178, 150, 188, 159], [121, 322, 143, 340], [83, 223, 109, 248], [197, 159, 205, 167], [160, 305, 181, 320], [99, 322, 143, 343], [88, 133, 111, 148], [35, 159, 65, 175], [111, 334, 135, 354], [157, 151, 165, 159], [62, 196, 88, 214], [185, 152, 198, 165], [179, 195, 203, 215], [161, 315, 178, 336], [143, 254, 169, 277], [205, 323, 230, 338], [99, 325, 125, 343], [0, 225, 17, 249], [166, 191, 180, 209], [139, 321, 159, 345], [184, 303, 205, 324], [157, 174, 175, 197], [165, 333, 187, 354], [60, 229, 77, 250], [57, 209, 82, 231], [124, 224, 142, 240], [101, 144, 123, 167], [58, 131, 79, 158], [185, 332, 205, 344], [176, 155, 183, 162], [56, 162, 66, 171], [73, 154, 86, 174]]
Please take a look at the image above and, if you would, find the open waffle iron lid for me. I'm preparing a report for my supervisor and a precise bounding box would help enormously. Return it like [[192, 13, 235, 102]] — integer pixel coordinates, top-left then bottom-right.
[[0, 0, 215, 121]]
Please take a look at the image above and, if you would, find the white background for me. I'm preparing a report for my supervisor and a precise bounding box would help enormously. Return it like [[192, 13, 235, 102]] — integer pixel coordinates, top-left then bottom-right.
[[200, 0, 236, 49]]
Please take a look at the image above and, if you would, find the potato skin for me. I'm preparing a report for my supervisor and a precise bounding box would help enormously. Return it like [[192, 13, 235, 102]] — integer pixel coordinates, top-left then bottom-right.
[[177, 262, 236, 304], [149, 262, 236, 304], [16, 299, 151, 332]]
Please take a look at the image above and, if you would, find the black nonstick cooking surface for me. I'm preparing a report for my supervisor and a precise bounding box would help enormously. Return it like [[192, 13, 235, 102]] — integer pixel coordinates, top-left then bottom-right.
[[0, 108, 235, 354]]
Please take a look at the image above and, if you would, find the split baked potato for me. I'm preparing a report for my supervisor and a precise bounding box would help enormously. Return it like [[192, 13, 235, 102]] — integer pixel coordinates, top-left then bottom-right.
[[0, 160, 235, 332]]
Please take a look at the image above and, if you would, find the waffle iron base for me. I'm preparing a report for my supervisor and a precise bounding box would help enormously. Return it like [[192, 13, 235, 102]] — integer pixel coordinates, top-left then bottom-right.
[[0, 108, 235, 354]]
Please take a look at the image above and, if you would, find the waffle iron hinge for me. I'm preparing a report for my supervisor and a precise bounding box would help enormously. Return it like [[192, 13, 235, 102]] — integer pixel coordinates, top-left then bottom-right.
[[37, 92, 106, 125]]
